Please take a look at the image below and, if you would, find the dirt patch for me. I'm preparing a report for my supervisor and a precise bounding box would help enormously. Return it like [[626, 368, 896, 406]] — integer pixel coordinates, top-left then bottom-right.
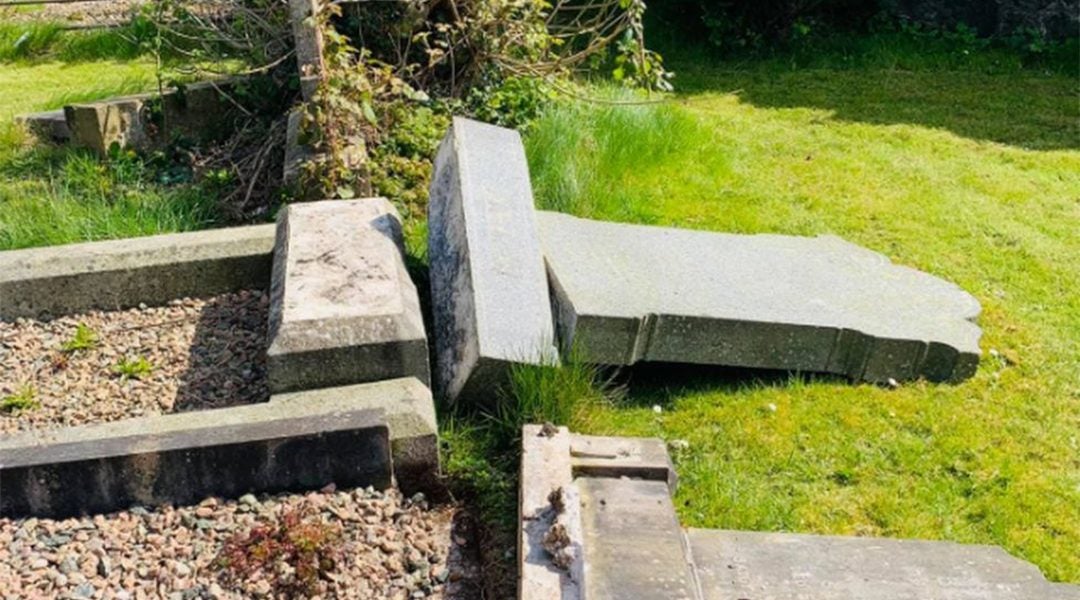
[[0, 290, 269, 435], [0, 486, 483, 599]]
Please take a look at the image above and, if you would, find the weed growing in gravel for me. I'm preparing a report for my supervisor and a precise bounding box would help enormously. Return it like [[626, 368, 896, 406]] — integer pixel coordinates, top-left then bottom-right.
[[216, 503, 343, 596], [61, 323, 98, 353], [0, 386, 39, 413], [112, 355, 153, 381]]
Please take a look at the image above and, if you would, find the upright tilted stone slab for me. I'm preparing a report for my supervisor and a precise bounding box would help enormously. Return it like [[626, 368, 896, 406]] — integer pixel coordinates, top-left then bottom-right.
[[267, 198, 430, 393], [538, 211, 982, 383], [428, 118, 558, 403]]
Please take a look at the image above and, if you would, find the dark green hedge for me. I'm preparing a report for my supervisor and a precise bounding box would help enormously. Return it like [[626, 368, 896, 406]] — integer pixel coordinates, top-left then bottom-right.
[[650, 0, 1078, 49]]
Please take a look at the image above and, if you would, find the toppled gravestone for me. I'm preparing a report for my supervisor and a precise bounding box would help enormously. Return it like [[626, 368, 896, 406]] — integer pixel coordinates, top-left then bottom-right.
[[537, 210, 982, 383], [427, 117, 558, 403], [267, 198, 430, 394]]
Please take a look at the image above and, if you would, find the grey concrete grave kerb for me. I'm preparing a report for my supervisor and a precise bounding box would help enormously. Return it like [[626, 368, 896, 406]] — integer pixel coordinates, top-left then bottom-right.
[[272, 377, 439, 494], [266, 198, 430, 394], [0, 391, 395, 519], [427, 117, 558, 404], [0, 224, 275, 320]]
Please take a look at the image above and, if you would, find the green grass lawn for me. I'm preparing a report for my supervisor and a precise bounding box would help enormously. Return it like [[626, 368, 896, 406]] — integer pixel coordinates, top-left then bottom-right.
[[0, 31, 222, 251], [518, 46, 1080, 582]]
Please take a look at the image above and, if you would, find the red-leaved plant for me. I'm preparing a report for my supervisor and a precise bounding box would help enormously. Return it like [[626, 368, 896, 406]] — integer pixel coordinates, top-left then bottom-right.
[[216, 502, 343, 596]]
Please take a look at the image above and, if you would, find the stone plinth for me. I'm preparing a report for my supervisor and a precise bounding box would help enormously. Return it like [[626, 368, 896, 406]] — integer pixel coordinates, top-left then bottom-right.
[[267, 198, 429, 394]]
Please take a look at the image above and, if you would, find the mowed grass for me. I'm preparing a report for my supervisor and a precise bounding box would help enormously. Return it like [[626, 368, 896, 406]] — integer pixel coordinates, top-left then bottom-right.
[[0, 31, 219, 250], [523, 48, 1080, 581]]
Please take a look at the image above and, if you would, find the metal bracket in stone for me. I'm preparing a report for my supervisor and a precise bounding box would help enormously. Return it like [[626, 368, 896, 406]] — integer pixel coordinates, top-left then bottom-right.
[[519, 424, 681, 600]]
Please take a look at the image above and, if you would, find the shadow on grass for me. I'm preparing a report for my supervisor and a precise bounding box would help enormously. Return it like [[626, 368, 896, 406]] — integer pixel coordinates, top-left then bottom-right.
[[612, 362, 850, 409], [664, 42, 1079, 152]]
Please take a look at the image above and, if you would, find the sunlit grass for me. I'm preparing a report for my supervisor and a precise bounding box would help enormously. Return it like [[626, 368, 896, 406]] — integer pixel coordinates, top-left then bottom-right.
[[522, 51, 1080, 582]]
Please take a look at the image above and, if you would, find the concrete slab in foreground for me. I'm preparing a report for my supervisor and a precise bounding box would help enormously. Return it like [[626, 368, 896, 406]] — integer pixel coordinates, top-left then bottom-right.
[[267, 198, 429, 394], [688, 529, 1079, 600], [428, 118, 557, 403], [0, 224, 275, 319], [538, 211, 982, 383], [0, 393, 392, 519]]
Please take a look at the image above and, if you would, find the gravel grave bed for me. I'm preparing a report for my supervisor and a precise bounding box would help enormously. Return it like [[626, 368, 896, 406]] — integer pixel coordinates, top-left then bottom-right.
[[0, 290, 269, 435], [1, 1, 144, 27], [0, 486, 483, 599]]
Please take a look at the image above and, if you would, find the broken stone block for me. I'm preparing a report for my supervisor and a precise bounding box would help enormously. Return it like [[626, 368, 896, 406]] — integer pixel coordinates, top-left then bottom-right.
[[267, 198, 430, 394], [65, 96, 150, 155], [14, 109, 71, 143], [538, 211, 982, 383], [427, 118, 558, 403]]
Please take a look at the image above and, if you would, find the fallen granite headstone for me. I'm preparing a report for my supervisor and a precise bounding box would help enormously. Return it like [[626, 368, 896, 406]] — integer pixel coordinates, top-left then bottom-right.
[[427, 117, 558, 403], [267, 198, 430, 394], [538, 211, 982, 383]]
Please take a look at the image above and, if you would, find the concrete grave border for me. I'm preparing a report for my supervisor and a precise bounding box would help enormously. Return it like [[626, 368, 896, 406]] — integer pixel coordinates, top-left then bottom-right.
[[0, 225, 440, 517], [0, 224, 276, 320]]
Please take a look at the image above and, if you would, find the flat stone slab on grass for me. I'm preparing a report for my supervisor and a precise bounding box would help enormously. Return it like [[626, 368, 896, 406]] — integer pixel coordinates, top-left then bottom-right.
[[267, 198, 429, 394], [538, 211, 982, 383], [0, 392, 393, 519], [0, 224, 275, 320], [688, 529, 1079, 600], [428, 117, 558, 403]]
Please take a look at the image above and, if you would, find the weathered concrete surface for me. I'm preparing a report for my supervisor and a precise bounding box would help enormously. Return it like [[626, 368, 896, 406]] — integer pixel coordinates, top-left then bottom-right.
[[579, 477, 698, 599], [65, 96, 149, 155], [271, 378, 438, 494], [428, 118, 558, 403], [62, 80, 238, 155], [0, 395, 392, 519], [267, 198, 429, 394], [15, 109, 71, 143], [518, 425, 683, 600], [538, 211, 982, 383], [570, 433, 677, 491], [519, 425, 584, 600], [688, 529, 1079, 600], [0, 224, 275, 319]]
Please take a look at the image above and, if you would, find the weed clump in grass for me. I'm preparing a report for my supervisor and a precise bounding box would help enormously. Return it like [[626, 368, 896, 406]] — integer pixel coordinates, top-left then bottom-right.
[[113, 355, 154, 381], [488, 351, 618, 447], [1, 386, 39, 413], [61, 323, 98, 352]]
